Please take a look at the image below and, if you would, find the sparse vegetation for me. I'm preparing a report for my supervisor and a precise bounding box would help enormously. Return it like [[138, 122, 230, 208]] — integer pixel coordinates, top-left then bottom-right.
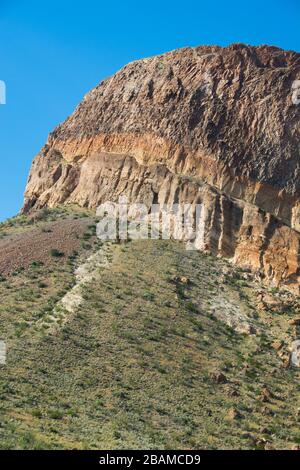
[[50, 249, 65, 258], [0, 208, 299, 450]]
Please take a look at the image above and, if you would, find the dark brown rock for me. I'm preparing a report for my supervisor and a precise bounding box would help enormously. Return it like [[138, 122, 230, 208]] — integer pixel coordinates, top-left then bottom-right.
[[260, 387, 273, 402], [212, 371, 228, 384]]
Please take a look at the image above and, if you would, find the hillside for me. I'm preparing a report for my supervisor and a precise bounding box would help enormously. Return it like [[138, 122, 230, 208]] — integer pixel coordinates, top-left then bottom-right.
[[0, 207, 300, 450], [1, 43, 300, 451], [22, 44, 300, 292]]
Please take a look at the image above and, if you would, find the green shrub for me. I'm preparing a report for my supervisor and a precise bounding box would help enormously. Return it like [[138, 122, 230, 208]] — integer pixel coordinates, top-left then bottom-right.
[[31, 260, 44, 268], [38, 281, 48, 289], [143, 292, 155, 301], [50, 249, 64, 258], [31, 409, 43, 418], [48, 410, 64, 420], [186, 301, 198, 313]]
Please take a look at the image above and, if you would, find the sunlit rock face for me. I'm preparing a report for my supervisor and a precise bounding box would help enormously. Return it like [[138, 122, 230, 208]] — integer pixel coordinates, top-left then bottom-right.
[[23, 44, 300, 291]]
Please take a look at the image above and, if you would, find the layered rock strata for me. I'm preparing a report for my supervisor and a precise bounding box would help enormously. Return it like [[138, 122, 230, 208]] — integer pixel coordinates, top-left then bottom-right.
[[23, 44, 300, 291]]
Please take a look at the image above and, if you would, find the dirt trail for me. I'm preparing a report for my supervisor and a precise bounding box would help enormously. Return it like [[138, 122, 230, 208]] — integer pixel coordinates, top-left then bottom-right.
[[35, 242, 116, 332]]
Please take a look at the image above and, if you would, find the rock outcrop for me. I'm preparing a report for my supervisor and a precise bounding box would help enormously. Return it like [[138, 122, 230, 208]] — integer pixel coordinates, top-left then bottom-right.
[[23, 44, 300, 291]]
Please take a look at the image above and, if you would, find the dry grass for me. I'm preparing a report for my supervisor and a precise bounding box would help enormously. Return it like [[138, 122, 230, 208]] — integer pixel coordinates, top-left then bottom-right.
[[0, 208, 299, 449]]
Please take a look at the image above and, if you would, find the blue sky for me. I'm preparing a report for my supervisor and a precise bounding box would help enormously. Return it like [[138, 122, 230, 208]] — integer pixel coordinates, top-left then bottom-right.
[[0, 0, 299, 221]]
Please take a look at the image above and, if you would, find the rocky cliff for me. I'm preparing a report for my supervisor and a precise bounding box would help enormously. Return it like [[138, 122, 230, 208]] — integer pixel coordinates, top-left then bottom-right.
[[23, 44, 300, 291]]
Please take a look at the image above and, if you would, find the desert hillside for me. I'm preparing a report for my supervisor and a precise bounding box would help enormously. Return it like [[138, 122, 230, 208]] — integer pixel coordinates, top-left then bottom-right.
[[0, 207, 300, 449], [1, 44, 300, 450]]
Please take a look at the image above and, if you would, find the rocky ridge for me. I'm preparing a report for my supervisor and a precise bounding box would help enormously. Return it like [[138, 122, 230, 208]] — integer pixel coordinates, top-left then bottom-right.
[[23, 44, 300, 291]]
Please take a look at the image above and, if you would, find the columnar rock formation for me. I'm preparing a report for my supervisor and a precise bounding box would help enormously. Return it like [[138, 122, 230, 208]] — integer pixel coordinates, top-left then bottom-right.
[[23, 44, 300, 291]]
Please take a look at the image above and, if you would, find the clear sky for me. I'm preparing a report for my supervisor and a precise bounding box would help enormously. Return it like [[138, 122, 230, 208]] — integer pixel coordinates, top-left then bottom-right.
[[0, 0, 299, 221]]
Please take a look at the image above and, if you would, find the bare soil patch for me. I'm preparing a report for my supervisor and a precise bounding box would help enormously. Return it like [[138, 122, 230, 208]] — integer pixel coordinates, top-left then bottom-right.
[[0, 216, 94, 276]]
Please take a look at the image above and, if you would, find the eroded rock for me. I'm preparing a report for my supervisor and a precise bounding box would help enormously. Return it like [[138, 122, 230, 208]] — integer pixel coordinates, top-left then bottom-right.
[[290, 340, 300, 367], [22, 44, 300, 292]]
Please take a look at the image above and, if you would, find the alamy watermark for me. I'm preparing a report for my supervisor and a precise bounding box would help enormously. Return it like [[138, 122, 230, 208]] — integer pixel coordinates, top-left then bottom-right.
[[96, 196, 206, 251], [0, 80, 6, 105], [0, 341, 6, 365], [292, 80, 300, 105]]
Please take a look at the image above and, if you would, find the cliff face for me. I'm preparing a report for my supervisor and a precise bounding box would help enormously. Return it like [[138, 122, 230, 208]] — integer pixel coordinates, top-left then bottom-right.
[[23, 44, 300, 291]]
